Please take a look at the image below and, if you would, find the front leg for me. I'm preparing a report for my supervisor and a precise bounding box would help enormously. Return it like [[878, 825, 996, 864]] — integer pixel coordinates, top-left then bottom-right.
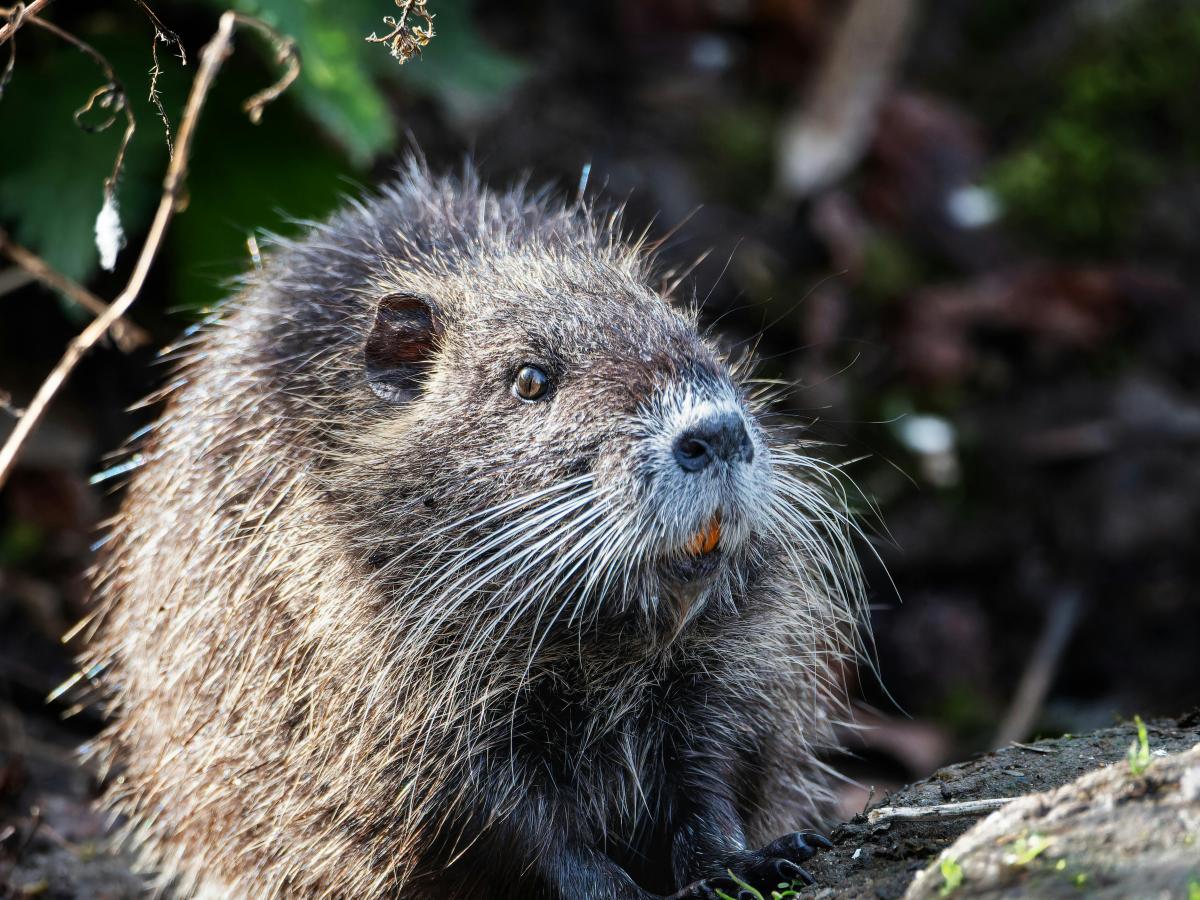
[[443, 798, 658, 899], [540, 845, 660, 900], [669, 757, 830, 895]]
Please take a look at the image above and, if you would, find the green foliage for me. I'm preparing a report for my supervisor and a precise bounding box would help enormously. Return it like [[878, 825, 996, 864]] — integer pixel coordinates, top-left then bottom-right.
[[392, 2, 526, 119], [938, 856, 964, 896], [932, 682, 996, 740], [712, 871, 806, 900], [989, 1, 1200, 252], [1053, 852, 1092, 888], [0, 521, 44, 567], [206, 0, 525, 164], [167, 67, 358, 311], [1005, 832, 1050, 866], [700, 103, 776, 206], [859, 232, 924, 303], [0, 2, 527, 309], [1127, 715, 1151, 775], [0, 37, 169, 284], [211, 0, 392, 164]]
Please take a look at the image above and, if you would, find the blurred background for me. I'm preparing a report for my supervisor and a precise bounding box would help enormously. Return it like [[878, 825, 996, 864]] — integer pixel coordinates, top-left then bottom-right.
[[2, 0, 1199, 887]]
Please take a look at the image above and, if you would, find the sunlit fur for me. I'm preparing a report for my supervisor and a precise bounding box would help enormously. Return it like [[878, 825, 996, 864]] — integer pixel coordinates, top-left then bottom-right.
[[80, 160, 868, 898]]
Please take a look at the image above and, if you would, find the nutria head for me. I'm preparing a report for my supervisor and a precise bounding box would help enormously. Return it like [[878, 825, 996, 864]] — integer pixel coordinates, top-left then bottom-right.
[[284, 175, 801, 645]]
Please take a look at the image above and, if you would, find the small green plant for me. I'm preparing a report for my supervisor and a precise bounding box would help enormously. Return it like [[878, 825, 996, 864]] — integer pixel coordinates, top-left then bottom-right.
[[1006, 832, 1051, 866], [1053, 858, 1090, 888], [713, 871, 807, 900], [1127, 715, 1151, 775], [1187, 876, 1200, 900], [939, 856, 964, 896]]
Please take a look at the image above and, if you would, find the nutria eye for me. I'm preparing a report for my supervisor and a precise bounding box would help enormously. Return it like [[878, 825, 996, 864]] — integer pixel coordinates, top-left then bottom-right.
[[513, 365, 550, 401]]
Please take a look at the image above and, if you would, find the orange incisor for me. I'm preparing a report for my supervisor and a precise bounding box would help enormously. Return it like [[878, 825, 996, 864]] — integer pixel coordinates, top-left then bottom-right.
[[685, 513, 721, 556]]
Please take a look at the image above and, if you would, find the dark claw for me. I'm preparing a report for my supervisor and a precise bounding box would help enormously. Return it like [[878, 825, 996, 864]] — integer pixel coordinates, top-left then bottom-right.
[[772, 859, 803, 880], [809, 832, 834, 851], [763, 830, 832, 864], [698, 830, 830, 895], [774, 859, 815, 885]]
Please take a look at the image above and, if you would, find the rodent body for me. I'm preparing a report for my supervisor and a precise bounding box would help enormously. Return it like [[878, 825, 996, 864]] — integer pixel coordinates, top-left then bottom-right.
[[82, 162, 865, 899]]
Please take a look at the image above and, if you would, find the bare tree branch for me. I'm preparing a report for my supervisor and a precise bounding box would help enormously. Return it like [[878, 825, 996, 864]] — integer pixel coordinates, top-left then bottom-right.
[[993, 588, 1082, 748], [867, 797, 1016, 824], [0, 231, 150, 350], [0, 389, 24, 419], [0, 0, 52, 46], [0, 10, 300, 489], [0, 4, 21, 98], [777, 0, 917, 198]]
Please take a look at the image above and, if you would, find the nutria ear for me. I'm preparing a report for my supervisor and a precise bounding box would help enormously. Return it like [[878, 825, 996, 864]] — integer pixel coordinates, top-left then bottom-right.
[[365, 293, 443, 403]]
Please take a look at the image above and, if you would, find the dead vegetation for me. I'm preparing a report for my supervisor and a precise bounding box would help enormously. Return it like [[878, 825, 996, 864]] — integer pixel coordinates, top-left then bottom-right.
[[0, 2, 299, 490]]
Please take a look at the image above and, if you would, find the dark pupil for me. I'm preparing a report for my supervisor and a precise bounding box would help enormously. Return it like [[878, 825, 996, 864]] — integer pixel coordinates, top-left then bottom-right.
[[517, 366, 546, 399]]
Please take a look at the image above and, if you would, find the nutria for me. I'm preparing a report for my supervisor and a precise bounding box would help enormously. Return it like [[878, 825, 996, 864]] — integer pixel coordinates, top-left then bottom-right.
[[78, 160, 867, 899]]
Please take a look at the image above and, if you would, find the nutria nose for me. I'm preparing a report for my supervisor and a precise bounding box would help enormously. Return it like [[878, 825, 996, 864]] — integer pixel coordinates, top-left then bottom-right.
[[673, 412, 754, 472]]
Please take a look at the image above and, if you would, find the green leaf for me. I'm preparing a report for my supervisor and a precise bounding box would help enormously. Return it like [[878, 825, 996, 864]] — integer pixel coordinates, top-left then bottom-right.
[[939, 856, 963, 896], [206, 0, 527, 164], [0, 35, 169, 285], [166, 65, 358, 312], [211, 0, 394, 165], [1005, 832, 1050, 866], [383, 1, 527, 118], [1127, 715, 1151, 775], [722, 871, 765, 900]]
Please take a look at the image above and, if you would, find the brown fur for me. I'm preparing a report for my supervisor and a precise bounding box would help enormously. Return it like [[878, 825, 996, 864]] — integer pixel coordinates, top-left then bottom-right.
[[80, 161, 866, 898]]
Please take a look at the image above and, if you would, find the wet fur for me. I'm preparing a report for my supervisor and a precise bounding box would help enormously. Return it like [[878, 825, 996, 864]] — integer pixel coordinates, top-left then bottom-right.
[[82, 160, 866, 898]]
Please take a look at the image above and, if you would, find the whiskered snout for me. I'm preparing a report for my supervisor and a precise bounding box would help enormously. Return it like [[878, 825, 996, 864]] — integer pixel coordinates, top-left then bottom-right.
[[632, 382, 771, 576], [672, 410, 754, 472]]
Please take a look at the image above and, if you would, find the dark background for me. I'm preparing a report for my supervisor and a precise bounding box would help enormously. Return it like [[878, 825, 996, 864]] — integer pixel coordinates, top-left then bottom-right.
[[2, 0, 1199, 854]]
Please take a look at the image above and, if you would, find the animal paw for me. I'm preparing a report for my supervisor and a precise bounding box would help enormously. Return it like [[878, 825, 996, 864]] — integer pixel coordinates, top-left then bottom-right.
[[713, 831, 833, 894]]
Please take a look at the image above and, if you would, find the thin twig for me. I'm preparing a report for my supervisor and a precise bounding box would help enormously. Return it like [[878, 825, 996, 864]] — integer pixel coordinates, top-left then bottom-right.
[[1010, 741, 1056, 755], [0, 230, 150, 350], [0, 3, 22, 98], [0, 266, 35, 296], [0, 10, 299, 489], [0, 0, 49, 45], [0, 389, 24, 419], [993, 589, 1083, 748], [27, 14, 136, 212], [131, 0, 187, 156], [231, 12, 298, 123], [866, 797, 1016, 824]]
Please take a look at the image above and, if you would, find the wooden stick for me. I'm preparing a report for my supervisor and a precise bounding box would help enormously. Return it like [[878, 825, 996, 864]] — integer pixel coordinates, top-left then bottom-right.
[[777, 0, 916, 197], [0, 231, 150, 350], [0, 10, 297, 489], [993, 589, 1082, 748], [866, 797, 1016, 824], [0, 0, 53, 46]]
